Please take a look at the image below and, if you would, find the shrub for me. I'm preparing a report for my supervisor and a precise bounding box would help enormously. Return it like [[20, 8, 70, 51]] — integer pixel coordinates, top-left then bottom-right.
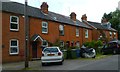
[[70, 46, 79, 49], [95, 40, 103, 48], [83, 40, 103, 54]]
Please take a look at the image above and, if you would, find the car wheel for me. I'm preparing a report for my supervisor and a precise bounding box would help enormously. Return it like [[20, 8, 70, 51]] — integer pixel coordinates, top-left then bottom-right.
[[59, 62, 63, 65], [92, 56, 96, 58], [113, 50, 116, 54], [42, 63, 45, 66]]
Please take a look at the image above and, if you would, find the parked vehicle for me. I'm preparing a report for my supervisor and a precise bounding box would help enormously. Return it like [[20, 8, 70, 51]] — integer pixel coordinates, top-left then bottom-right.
[[101, 40, 120, 54], [80, 45, 96, 58], [41, 47, 64, 66]]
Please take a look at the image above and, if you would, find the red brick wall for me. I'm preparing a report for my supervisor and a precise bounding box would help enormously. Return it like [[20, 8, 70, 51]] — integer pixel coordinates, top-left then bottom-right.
[[2, 12, 25, 63], [2, 12, 93, 62], [82, 28, 92, 43], [92, 29, 99, 41], [29, 17, 93, 59]]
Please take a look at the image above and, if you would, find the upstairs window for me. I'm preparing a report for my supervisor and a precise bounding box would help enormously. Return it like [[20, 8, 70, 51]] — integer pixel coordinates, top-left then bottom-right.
[[85, 29, 88, 38], [42, 21, 48, 34], [10, 16, 19, 31], [76, 27, 79, 37], [10, 39, 19, 55], [109, 32, 112, 38], [59, 25, 64, 36], [114, 32, 116, 36]]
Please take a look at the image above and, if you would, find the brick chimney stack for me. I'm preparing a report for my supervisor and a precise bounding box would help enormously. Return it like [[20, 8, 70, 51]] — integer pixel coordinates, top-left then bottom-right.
[[81, 14, 87, 21], [70, 12, 76, 21], [41, 2, 49, 14]]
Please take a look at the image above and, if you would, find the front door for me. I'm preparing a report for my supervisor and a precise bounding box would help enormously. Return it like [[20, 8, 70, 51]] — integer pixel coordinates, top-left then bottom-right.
[[32, 42, 37, 58]]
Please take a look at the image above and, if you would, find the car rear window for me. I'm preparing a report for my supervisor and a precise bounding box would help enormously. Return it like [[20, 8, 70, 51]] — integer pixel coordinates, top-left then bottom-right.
[[43, 48, 58, 52], [108, 42, 117, 48]]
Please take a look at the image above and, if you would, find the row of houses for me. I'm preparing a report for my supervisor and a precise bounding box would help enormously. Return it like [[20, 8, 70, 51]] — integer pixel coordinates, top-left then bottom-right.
[[1, 2, 118, 63]]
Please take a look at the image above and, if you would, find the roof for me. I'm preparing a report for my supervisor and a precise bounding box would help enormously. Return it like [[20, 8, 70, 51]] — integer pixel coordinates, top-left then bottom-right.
[[31, 34, 43, 41], [87, 21, 117, 32], [2, 2, 91, 29]]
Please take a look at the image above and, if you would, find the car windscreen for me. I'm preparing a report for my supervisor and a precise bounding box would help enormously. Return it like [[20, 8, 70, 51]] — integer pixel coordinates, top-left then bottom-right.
[[43, 48, 58, 52]]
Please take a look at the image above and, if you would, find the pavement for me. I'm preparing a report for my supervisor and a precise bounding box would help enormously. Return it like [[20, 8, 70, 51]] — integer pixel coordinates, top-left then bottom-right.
[[2, 60, 42, 70]]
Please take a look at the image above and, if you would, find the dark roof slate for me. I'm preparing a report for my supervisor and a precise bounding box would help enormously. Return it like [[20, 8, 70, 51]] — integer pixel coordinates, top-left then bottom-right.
[[2, 2, 91, 29], [87, 21, 117, 31]]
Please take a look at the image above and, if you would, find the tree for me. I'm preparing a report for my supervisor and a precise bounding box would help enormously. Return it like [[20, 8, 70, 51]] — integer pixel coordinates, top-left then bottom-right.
[[102, 9, 120, 40]]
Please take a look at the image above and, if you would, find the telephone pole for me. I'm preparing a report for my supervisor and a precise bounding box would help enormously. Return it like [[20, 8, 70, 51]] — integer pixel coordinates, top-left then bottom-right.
[[24, 0, 29, 68]]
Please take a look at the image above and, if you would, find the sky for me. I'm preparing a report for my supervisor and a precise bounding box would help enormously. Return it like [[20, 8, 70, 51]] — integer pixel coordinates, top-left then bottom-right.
[[10, 0, 120, 22]]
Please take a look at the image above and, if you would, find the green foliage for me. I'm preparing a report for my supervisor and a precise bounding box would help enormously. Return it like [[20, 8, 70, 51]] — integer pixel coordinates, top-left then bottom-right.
[[102, 12, 112, 21], [84, 40, 103, 49], [99, 30, 108, 43], [84, 40, 96, 48], [84, 40, 103, 54], [70, 46, 79, 49], [95, 40, 103, 47]]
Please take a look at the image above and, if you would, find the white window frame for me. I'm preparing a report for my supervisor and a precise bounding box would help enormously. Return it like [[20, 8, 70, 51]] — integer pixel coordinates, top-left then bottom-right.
[[9, 39, 19, 55], [10, 16, 19, 31], [76, 27, 79, 37], [42, 21, 48, 34], [85, 29, 88, 38], [42, 40, 48, 47], [114, 32, 116, 35], [59, 25, 64, 35], [109, 32, 112, 37], [114, 32, 116, 38]]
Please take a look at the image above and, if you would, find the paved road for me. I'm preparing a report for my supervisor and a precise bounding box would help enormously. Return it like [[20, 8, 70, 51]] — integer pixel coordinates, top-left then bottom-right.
[[41, 55, 119, 70], [2, 55, 119, 70]]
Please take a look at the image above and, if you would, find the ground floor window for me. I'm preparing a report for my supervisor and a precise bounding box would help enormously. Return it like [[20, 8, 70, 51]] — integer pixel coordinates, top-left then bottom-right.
[[60, 41, 64, 48], [42, 40, 48, 47], [9, 39, 19, 55]]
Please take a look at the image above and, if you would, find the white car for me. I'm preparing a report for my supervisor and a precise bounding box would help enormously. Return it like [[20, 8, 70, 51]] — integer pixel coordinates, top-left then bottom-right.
[[41, 47, 64, 66]]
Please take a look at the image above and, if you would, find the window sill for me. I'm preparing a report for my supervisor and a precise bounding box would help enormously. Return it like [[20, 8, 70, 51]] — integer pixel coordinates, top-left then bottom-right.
[[42, 32, 48, 34], [10, 29, 19, 32], [59, 35, 64, 36], [9, 53, 19, 56]]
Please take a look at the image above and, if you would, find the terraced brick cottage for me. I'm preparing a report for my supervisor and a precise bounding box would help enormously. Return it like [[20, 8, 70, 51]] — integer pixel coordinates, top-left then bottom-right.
[[2, 2, 92, 63], [81, 14, 118, 42]]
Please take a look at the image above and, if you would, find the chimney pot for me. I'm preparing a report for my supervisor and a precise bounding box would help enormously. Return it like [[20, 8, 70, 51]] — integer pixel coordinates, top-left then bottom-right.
[[41, 2, 49, 14], [70, 12, 76, 21], [81, 14, 87, 21]]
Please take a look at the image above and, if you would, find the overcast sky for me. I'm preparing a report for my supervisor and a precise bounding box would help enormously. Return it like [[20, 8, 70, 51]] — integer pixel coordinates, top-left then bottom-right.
[[10, 0, 119, 22]]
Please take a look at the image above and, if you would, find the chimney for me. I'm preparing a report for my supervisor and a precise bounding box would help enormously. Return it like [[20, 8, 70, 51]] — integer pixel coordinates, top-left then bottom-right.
[[81, 14, 87, 21], [70, 12, 76, 21], [41, 2, 49, 14]]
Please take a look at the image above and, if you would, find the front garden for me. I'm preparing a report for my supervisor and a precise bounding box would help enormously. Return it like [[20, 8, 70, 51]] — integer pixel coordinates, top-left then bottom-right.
[[49, 39, 104, 59]]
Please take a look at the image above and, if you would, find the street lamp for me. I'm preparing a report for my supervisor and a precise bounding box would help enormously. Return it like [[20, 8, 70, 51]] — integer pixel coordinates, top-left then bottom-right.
[[24, 0, 29, 68]]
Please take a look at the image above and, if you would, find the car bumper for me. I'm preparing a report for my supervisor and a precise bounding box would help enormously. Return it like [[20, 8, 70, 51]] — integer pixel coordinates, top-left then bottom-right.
[[41, 56, 63, 63]]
